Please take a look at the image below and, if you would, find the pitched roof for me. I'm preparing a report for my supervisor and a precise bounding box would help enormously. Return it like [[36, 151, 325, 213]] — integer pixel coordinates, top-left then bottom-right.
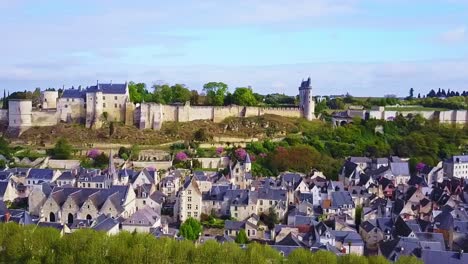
[[421, 250, 468, 264], [27, 169, 55, 180], [61, 88, 86, 99]]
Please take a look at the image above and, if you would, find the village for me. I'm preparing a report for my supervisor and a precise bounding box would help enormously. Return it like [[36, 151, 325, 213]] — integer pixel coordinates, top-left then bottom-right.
[[1, 149, 467, 263]]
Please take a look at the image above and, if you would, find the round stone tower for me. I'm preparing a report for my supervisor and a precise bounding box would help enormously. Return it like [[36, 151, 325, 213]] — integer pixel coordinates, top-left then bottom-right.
[[40, 90, 59, 109], [299, 77, 315, 121], [8, 99, 32, 135]]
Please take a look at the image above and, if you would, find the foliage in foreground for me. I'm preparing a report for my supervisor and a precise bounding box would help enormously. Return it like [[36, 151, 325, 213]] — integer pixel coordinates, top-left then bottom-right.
[[0, 223, 423, 264]]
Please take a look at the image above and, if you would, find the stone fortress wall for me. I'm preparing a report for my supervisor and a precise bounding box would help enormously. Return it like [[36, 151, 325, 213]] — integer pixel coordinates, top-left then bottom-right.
[[137, 102, 301, 130], [334, 106, 468, 126], [4, 78, 315, 135]]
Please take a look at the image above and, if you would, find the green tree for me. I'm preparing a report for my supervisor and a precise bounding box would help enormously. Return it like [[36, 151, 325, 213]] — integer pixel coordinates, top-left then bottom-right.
[[232, 87, 258, 106], [51, 138, 73, 159], [235, 229, 249, 244], [179, 217, 203, 241], [171, 84, 191, 103], [128, 81, 147, 103], [368, 256, 390, 264], [153, 84, 173, 104], [203, 82, 228, 106], [288, 248, 314, 263]]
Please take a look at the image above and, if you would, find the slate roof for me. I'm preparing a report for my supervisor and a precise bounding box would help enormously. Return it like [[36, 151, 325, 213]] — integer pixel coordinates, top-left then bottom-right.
[[224, 220, 245, 231], [361, 220, 377, 233], [331, 191, 354, 208], [449, 155, 468, 163], [379, 237, 421, 260], [390, 162, 410, 176], [87, 83, 127, 94], [0, 182, 9, 197], [57, 171, 75, 181], [203, 185, 229, 201], [434, 209, 454, 230], [394, 216, 413, 237], [122, 207, 160, 226], [421, 249, 468, 264], [61, 88, 86, 99], [350, 157, 372, 164], [27, 169, 55, 180], [343, 160, 358, 178], [257, 187, 287, 201]]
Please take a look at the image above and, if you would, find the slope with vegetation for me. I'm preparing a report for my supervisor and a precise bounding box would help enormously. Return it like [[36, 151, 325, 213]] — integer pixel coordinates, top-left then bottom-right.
[[0, 223, 422, 264]]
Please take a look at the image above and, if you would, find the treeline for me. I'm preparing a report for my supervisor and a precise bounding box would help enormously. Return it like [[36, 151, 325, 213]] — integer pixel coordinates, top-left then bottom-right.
[[128, 81, 296, 107], [246, 115, 468, 178], [0, 223, 422, 264]]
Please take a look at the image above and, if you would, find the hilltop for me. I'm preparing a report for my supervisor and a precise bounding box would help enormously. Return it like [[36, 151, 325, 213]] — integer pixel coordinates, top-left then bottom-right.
[[9, 114, 309, 147]]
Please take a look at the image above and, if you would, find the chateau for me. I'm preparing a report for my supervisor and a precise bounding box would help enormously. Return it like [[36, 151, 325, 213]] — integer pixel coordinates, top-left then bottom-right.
[[2, 78, 315, 135]]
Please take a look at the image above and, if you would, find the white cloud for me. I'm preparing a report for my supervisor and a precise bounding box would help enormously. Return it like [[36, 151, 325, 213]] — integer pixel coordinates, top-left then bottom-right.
[[437, 26, 466, 44]]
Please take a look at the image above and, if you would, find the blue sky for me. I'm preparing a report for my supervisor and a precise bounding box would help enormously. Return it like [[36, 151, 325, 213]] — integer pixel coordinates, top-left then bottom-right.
[[1, 0, 468, 96]]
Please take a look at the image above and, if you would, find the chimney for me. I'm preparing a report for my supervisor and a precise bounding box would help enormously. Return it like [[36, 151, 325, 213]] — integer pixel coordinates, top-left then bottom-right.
[[4, 211, 11, 222]]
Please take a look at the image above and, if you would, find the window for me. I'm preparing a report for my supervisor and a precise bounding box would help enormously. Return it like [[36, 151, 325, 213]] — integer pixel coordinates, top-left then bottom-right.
[[188, 190, 192, 195], [103, 103, 106, 108], [143, 200, 146, 205], [260, 200, 263, 206], [103, 96, 106, 100], [194, 212, 198, 218], [235, 206, 238, 211], [269, 200, 273, 205], [64, 104, 68, 108], [67, 98, 69, 102], [114, 96, 118, 100], [114, 103, 117, 108], [188, 196, 192, 202], [187, 204, 192, 210], [187, 212, 191, 217], [195, 205, 198, 210], [72, 98, 75, 102]]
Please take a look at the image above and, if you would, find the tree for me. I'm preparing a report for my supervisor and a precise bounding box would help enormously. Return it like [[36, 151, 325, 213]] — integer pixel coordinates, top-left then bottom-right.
[[171, 84, 191, 103], [128, 82, 147, 103], [355, 205, 363, 231], [179, 217, 202, 241], [51, 138, 73, 159], [260, 208, 280, 229], [190, 90, 200, 105], [232, 87, 257, 106], [203, 82, 228, 106], [408, 88, 414, 99], [395, 256, 423, 264], [193, 128, 210, 142], [235, 229, 248, 244], [153, 84, 173, 104]]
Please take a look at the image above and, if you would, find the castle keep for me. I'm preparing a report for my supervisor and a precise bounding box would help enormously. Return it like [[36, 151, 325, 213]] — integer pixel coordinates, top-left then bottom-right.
[[2, 79, 316, 135]]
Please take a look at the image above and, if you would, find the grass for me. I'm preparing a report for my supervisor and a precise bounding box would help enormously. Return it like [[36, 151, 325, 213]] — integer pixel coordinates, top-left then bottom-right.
[[385, 106, 448, 111]]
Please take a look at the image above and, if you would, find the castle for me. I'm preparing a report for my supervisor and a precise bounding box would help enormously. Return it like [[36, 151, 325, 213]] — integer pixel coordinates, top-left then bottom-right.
[[2, 78, 315, 135]]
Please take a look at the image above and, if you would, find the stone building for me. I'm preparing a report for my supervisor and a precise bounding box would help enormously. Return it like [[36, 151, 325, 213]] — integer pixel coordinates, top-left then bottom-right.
[[3, 78, 317, 135]]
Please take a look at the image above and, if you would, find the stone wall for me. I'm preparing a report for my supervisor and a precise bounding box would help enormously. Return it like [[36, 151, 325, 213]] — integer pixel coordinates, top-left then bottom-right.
[[0, 109, 8, 123], [47, 159, 81, 169], [31, 110, 59, 126]]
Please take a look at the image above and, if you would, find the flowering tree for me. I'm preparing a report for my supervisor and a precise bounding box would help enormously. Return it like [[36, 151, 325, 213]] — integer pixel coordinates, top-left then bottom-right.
[[175, 152, 188, 161], [234, 148, 247, 161], [215, 147, 224, 155], [416, 162, 426, 172], [87, 149, 100, 159]]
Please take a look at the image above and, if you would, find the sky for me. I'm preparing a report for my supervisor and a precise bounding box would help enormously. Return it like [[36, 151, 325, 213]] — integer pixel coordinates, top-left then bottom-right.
[[1, 0, 468, 96]]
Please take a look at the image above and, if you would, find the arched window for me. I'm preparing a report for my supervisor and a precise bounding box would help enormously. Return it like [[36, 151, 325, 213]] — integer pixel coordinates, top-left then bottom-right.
[[86, 214, 92, 220], [67, 213, 74, 224], [49, 212, 56, 222]]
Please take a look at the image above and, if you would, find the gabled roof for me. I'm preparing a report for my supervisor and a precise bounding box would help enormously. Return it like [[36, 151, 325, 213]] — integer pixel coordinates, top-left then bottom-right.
[[342, 160, 358, 178], [394, 216, 413, 237], [122, 207, 160, 226]]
